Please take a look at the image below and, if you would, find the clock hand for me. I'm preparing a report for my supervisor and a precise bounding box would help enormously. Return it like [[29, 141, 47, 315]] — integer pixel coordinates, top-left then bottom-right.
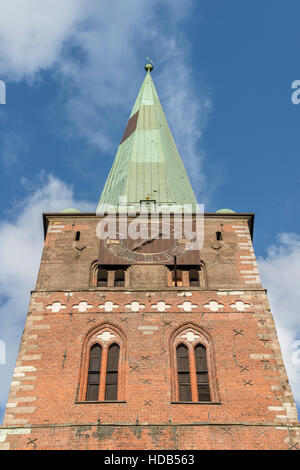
[[132, 231, 163, 251]]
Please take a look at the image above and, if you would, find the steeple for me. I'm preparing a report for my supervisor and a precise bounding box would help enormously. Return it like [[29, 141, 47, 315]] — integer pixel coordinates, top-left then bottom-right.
[[97, 61, 197, 211]]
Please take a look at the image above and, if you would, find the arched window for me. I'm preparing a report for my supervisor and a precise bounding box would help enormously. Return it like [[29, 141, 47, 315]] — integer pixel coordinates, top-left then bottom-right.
[[195, 344, 210, 401], [171, 326, 216, 403], [105, 344, 120, 400], [176, 342, 210, 402], [79, 325, 125, 403], [85, 342, 120, 402], [176, 344, 191, 401], [216, 231, 222, 241], [86, 344, 102, 401]]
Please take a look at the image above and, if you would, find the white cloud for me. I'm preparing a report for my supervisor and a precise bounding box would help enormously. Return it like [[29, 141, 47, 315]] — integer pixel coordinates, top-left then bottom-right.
[[258, 233, 300, 407], [0, 175, 93, 422], [0, 0, 84, 80], [0, 0, 210, 198]]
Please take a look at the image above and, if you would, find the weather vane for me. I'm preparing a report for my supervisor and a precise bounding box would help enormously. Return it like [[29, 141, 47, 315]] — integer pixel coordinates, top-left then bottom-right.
[[145, 57, 154, 72]]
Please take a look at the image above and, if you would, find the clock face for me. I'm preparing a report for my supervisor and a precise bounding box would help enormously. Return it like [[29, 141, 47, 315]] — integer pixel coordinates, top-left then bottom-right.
[[104, 224, 189, 264]]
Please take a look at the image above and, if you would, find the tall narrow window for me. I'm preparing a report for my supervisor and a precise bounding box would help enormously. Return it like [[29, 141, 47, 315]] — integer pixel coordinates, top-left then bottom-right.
[[98, 268, 108, 287], [80, 327, 125, 403], [189, 269, 200, 287], [216, 231, 222, 241], [176, 344, 191, 401], [105, 344, 120, 400], [195, 344, 210, 401], [75, 231, 80, 241], [86, 344, 102, 401], [114, 269, 125, 287], [172, 269, 183, 287]]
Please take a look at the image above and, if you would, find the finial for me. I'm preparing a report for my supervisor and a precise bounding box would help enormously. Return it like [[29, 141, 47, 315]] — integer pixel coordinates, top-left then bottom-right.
[[145, 57, 154, 72]]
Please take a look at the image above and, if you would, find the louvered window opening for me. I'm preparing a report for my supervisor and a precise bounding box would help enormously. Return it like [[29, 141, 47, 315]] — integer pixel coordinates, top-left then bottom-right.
[[97, 268, 108, 287], [176, 343, 211, 402], [86, 344, 102, 401], [189, 269, 200, 287], [86, 343, 120, 401], [176, 344, 192, 401], [114, 269, 125, 287], [195, 344, 211, 401], [105, 344, 120, 400], [172, 269, 183, 287]]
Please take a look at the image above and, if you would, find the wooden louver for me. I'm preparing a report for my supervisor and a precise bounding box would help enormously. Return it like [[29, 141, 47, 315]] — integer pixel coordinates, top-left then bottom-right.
[[176, 344, 192, 402], [86, 344, 102, 401], [105, 344, 120, 401]]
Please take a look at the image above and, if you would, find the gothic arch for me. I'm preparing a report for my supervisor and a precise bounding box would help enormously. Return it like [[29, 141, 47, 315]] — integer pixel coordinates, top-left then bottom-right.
[[169, 323, 218, 402], [77, 322, 127, 402], [89, 260, 99, 287]]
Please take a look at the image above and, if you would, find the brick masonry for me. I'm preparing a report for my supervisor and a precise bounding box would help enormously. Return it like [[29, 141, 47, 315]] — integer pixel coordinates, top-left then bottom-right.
[[1, 213, 299, 450]]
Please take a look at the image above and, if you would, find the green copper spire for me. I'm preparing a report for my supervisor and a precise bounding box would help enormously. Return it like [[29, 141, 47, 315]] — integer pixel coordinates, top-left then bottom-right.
[[97, 62, 197, 211]]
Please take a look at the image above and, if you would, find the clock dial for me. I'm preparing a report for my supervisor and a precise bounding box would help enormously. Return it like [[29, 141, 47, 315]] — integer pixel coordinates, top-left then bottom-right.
[[104, 224, 189, 263]]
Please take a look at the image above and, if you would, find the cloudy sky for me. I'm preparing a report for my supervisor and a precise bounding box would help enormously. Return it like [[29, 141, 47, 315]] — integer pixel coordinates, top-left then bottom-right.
[[0, 1, 300, 422]]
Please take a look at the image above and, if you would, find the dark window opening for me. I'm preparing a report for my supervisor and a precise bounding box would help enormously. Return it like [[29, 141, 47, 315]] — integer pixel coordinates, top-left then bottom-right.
[[195, 344, 210, 402], [114, 269, 125, 287], [189, 269, 200, 287], [172, 268, 183, 287], [105, 344, 120, 401], [216, 231, 222, 241], [75, 231, 80, 241], [86, 344, 102, 401], [176, 344, 191, 402], [169, 265, 205, 288], [97, 268, 108, 287]]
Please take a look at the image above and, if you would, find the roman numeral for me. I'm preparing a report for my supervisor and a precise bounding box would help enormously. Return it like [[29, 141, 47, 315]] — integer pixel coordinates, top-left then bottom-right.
[[110, 245, 127, 256], [123, 252, 140, 261], [160, 252, 173, 261], [170, 246, 186, 255], [143, 255, 154, 262]]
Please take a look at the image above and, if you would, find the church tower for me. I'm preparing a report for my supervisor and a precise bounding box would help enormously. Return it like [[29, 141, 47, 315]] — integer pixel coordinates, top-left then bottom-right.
[[1, 62, 299, 450]]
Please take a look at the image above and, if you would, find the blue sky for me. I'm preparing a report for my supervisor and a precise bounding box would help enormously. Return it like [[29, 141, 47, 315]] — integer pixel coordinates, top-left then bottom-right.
[[0, 0, 299, 423]]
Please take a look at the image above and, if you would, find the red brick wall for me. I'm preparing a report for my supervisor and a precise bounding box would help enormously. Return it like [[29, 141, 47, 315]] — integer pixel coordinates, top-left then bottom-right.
[[36, 214, 259, 291], [1, 214, 299, 450]]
